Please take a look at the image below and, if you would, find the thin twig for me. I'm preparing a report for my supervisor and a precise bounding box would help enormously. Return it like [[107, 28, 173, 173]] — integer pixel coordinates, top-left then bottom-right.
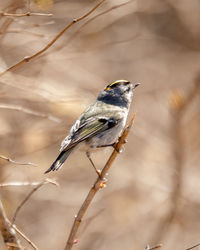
[[0, 199, 22, 250], [10, 223, 39, 250], [0, 18, 13, 35], [6, 29, 45, 37], [49, 0, 133, 54], [0, 154, 38, 167], [145, 244, 162, 250], [0, 103, 61, 123], [0, 181, 50, 187], [66, 0, 133, 48], [12, 178, 59, 225], [186, 242, 200, 250], [0, 0, 105, 78], [0, 11, 52, 17], [65, 113, 136, 250], [0, 0, 23, 37]]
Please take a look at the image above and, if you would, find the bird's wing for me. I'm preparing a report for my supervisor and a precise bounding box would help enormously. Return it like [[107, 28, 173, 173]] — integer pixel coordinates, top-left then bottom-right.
[[60, 116, 121, 152]]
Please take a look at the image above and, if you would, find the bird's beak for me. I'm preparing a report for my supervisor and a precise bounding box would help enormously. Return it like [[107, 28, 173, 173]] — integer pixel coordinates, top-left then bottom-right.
[[132, 83, 140, 89]]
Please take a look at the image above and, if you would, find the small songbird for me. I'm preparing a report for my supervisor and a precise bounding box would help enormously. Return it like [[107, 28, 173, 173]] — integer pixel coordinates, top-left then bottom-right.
[[44, 80, 140, 174]]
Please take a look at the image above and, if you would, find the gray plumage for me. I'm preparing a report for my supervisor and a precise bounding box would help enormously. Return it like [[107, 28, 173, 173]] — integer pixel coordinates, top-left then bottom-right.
[[44, 80, 139, 174]]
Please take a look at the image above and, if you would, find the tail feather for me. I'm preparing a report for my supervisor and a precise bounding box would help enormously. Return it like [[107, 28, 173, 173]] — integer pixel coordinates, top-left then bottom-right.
[[44, 148, 74, 174]]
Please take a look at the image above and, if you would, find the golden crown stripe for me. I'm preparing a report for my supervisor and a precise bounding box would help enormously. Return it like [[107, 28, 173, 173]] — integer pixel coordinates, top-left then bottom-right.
[[109, 79, 129, 87]]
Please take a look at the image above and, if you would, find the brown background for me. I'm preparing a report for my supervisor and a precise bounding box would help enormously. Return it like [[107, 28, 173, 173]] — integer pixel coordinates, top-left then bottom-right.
[[0, 0, 200, 249]]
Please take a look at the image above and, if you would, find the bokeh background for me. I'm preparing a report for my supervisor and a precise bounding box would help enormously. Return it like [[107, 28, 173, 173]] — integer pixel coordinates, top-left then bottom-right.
[[0, 0, 200, 249]]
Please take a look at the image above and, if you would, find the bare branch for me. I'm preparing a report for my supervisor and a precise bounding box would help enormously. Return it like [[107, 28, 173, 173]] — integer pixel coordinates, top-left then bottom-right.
[[0, 199, 38, 250], [63, 0, 133, 49], [12, 178, 59, 225], [0, 0, 105, 78], [0, 18, 13, 35], [0, 178, 58, 187], [0, 154, 38, 167], [0, 1, 26, 41], [0, 200, 22, 250], [0, 180, 49, 187], [65, 113, 136, 250], [145, 244, 162, 250], [0, 11, 52, 17], [6, 29, 45, 37], [186, 242, 200, 250], [10, 223, 39, 250], [37, 0, 134, 55], [0, 103, 61, 123]]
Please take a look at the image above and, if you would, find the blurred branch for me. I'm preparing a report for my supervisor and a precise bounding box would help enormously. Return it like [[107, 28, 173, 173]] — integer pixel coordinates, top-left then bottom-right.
[[0, 200, 22, 250], [186, 242, 200, 250], [12, 178, 59, 225], [0, 0, 105, 78], [6, 29, 45, 37], [0, 180, 52, 187], [22, 20, 55, 28], [0, 154, 38, 167], [0, 18, 13, 35], [0, 103, 61, 123], [145, 244, 162, 250], [10, 223, 39, 250], [7, 242, 28, 249], [0, 11, 52, 17], [65, 113, 136, 250], [47, 0, 134, 54], [151, 82, 200, 244], [0, 0, 25, 39]]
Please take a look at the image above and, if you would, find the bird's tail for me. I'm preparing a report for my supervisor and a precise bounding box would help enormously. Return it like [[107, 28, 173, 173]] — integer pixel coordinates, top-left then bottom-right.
[[44, 147, 74, 174]]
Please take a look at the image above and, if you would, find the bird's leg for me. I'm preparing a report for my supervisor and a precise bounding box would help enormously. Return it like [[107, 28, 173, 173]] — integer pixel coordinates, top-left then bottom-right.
[[86, 151, 101, 178], [96, 142, 125, 153]]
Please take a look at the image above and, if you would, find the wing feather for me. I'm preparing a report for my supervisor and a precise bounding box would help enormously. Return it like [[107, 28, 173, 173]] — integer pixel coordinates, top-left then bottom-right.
[[60, 116, 119, 151]]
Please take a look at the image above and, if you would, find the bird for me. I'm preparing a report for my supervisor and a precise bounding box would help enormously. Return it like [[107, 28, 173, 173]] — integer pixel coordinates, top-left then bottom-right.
[[44, 80, 140, 174]]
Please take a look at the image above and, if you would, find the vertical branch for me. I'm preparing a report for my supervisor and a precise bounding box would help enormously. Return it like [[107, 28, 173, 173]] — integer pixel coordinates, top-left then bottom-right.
[[151, 82, 200, 244], [0, 200, 22, 250]]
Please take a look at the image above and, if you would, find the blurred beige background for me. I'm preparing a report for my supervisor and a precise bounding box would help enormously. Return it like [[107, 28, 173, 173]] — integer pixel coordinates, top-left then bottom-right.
[[0, 0, 200, 249]]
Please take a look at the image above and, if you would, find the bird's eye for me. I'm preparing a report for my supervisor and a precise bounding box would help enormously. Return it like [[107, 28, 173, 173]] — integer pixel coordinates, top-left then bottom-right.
[[125, 86, 131, 92], [123, 81, 130, 86]]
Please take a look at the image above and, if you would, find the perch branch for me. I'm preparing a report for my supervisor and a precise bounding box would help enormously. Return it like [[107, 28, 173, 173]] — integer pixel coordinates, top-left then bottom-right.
[[0, 0, 105, 78], [12, 178, 58, 225], [0, 154, 38, 167], [0, 200, 22, 250], [64, 113, 136, 250]]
